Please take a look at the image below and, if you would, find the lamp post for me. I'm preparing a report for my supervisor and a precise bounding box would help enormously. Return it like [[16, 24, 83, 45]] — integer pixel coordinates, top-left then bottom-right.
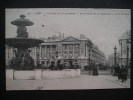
[[89, 49, 91, 66], [119, 40, 122, 66], [114, 46, 117, 66], [113, 46, 117, 76], [126, 39, 130, 68]]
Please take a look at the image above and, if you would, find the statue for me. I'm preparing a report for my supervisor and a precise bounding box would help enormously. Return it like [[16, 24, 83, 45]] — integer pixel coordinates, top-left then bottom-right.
[[17, 26, 28, 38], [10, 50, 35, 70]]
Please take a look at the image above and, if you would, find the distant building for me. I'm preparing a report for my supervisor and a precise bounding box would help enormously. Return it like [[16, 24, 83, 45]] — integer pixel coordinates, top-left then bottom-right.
[[119, 30, 131, 66], [6, 34, 106, 69], [108, 52, 120, 67], [91, 44, 106, 65]]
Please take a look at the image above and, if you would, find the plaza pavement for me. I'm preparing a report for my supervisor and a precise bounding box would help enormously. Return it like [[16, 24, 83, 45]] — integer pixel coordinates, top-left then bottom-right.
[[6, 74, 130, 90]]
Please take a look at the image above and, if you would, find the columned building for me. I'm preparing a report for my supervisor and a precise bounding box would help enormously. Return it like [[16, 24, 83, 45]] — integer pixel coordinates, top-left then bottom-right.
[[5, 45, 16, 67], [6, 34, 106, 69], [119, 30, 131, 67]]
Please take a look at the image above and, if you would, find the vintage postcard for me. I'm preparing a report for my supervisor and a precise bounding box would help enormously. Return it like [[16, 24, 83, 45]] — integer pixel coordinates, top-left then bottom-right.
[[5, 8, 131, 90]]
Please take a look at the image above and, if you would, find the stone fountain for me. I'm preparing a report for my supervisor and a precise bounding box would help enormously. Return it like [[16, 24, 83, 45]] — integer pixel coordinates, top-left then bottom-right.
[[6, 15, 44, 70]]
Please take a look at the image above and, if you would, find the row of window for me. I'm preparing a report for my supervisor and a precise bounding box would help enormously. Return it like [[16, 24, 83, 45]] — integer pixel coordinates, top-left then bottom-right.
[[36, 60, 78, 66], [63, 44, 79, 50]]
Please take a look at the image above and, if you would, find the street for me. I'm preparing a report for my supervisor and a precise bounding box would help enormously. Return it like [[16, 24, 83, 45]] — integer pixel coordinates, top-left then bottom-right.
[[6, 74, 130, 90]]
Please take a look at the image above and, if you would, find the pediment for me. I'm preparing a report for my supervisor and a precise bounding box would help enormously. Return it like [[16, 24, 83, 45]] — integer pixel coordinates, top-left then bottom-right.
[[62, 36, 79, 42]]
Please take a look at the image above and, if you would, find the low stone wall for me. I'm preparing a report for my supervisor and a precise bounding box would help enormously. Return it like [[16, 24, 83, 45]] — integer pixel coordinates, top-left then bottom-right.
[[14, 70, 35, 80], [42, 69, 80, 79], [6, 69, 80, 80], [6, 69, 14, 80]]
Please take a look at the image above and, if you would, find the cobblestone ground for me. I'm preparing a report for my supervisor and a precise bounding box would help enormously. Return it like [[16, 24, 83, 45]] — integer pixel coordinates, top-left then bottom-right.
[[6, 74, 130, 90]]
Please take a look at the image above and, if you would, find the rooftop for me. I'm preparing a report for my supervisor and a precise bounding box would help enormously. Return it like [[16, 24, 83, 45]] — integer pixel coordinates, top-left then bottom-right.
[[120, 30, 131, 40]]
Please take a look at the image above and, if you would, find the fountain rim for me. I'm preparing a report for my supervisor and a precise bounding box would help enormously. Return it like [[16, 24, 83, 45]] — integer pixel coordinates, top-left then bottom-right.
[[6, 37, 44, 49]]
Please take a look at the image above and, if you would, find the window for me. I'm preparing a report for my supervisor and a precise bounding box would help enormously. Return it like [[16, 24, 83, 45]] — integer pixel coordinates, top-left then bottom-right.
[[69, 45, 73, 50], [36, 52, 40, 59], [75, 45, 79, 48], [69, 51, 73, 54], [64, 55, 67, 59], [36, 61, 40, 65], [64, 45, 67, 49], [42, 61, 45, 64], [64, 51, 67, 54], [47, 61, 49, 66]]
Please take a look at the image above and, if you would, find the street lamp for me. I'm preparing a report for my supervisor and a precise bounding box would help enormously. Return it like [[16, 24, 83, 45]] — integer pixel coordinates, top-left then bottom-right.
[[126, 39, 130, 68], [114, 46, 117, 66], [119, 40, 122, 66], [89, 49, 91, 66], [113, 46, 117, 76]]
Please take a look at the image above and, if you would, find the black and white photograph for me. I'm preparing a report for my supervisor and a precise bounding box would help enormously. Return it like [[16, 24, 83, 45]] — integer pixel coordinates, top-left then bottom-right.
[[5, 8, 131, 90]]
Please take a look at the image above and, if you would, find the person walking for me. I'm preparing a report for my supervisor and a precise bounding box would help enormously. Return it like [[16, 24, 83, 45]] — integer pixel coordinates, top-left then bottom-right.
[[113, 65, 117, 76], [49, 57, 55, 70], [92, 64, 98, 76], [75, 63, 80, 69], [111, 65, 114, 74], [120, 65, 127, 82], [57, 59, 63, 70], [116, 64, 121, 80]]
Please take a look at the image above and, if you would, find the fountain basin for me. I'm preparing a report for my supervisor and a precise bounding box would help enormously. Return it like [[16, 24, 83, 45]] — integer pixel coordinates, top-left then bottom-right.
[[6, 37, 44, 49], [6, 69, 14, 80], [14, 70, 35, 80]]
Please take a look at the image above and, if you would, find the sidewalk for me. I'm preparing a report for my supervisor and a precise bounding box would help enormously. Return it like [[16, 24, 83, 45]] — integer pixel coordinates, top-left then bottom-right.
[[105, 75, 130, 88], [81, 69, 111, 75], [98, 70, 111, 75], [6, 74, 130, 90]]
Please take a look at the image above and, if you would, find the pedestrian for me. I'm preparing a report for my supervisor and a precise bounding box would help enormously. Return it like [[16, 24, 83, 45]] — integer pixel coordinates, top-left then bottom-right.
[[84, 65, 87, 70], [111, 65, 113, 74], [49, 58, 55, 70], [125, 66, 128, 80], [113, 65, 117, 76], [57, 59, 63, 70], [71, 64, 75, 69], [116, 64, 121, 80], [63, 63, 67, 69], [120, 65, 127, 82], [88, 65, 91, 75], [42, 63, 45, 69], [92, 64, 98, 76], [75, 63, 80, 69], [124, 66, 128, 81]]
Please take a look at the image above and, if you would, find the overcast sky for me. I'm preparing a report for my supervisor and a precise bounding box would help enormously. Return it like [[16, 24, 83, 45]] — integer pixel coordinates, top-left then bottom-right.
[[5, 8, 131, 58]]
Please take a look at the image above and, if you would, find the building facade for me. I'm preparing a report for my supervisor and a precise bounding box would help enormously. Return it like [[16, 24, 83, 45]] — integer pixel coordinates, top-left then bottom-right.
[[6, 34, 106, 69], [118, 30, 131, 67]]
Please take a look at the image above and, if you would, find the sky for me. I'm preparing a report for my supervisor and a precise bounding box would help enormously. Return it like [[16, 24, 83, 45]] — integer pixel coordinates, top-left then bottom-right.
[[5, 8, 131, 58]]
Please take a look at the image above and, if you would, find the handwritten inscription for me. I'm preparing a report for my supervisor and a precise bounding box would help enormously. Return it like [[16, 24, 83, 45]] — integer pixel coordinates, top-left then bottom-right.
[[27, 12, 129, 16]]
